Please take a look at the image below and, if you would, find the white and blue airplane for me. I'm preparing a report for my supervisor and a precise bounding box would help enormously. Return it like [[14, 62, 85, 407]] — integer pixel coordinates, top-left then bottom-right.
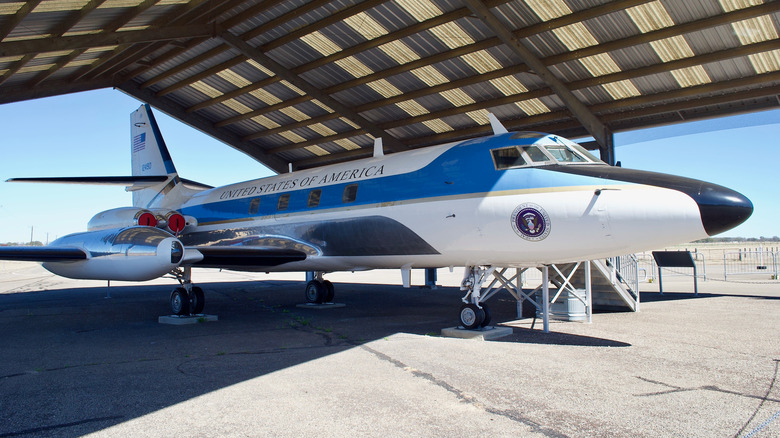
[[1, 104, 752, 328]]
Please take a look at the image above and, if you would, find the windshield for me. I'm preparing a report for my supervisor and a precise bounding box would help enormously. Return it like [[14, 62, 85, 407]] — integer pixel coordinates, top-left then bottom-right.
[[490, 136, 604, 170]]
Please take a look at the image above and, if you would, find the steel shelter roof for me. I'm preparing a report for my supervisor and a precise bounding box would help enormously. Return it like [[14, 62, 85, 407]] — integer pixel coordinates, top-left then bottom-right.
[[1, 0, 779, 172]]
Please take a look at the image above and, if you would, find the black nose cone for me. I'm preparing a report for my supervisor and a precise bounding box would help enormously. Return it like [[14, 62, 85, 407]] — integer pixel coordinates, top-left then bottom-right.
[[694, 183, 753, 236], [544, 165, 753, 237]]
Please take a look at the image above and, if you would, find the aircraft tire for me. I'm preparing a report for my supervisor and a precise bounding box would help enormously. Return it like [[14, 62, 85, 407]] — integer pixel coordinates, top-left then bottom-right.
[[305, 280, 326, 304], [459, 303, 485, 330], [190, 286, 205, 314], [322, 280, 335, 303], [171, 287, 190, 315], [480, 304, 492, 328]]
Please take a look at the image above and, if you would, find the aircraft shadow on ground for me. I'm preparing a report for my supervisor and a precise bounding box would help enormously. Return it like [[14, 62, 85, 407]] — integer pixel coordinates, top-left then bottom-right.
[[0, 280, 630, 436]]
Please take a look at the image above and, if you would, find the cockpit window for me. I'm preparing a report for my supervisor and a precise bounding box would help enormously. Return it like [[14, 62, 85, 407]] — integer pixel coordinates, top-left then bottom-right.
[[522, 146, 549, 162], [569, 142, 602, 162], [545, 145, 587, 162], [492, 147, 526, 169], [490, 137, 603, 171]]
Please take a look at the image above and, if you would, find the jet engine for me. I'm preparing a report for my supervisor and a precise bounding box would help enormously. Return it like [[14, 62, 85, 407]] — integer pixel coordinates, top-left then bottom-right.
[[87, 207, 193, 234], [42, 226, 185, 281], [88, 207, 158, 231]]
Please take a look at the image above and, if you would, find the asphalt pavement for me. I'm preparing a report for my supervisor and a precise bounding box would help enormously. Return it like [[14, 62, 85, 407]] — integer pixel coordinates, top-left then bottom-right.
[[0, 263, 778, 437]]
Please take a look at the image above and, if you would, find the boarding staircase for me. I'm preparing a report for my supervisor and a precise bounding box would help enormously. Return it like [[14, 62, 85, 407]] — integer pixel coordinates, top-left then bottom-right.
[[548, 256, 640, 312]]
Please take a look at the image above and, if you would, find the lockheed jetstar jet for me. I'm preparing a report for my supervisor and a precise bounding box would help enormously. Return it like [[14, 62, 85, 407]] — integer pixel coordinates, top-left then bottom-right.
[[1, 105, 753, 328]]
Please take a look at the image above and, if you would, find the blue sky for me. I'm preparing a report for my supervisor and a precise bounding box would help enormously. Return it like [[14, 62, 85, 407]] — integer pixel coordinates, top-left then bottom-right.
[[0, 88, 777, 243]]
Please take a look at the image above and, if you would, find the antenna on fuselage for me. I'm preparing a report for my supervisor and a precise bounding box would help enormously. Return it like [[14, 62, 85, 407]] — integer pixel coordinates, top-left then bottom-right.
[[488, 113, 508, 135], [373, 137, 384, 158]]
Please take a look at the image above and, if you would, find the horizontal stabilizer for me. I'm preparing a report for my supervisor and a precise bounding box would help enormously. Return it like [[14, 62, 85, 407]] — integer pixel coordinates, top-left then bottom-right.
[[0, 246, 87, 262], [187, 246, 307, 268], [6, 176, 213, 190]]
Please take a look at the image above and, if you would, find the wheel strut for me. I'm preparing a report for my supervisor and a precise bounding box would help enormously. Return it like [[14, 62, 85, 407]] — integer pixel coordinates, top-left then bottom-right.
[[458, 266, 495, 329], [169, 266, 205, 315]]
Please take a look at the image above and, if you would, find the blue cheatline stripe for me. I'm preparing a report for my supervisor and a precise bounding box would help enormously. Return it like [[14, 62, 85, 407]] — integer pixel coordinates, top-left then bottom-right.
[[143, 104, 177, 175], [180, 134, 630, 224]]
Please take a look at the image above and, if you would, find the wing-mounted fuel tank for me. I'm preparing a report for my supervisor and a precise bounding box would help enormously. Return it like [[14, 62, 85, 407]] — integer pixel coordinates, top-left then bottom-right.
[[43, 226, 186, 281], [87, 207, 195, 235]]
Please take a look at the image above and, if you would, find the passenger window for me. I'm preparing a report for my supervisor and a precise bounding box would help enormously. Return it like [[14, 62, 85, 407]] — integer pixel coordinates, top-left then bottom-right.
[[546, 145, 587, 162], [307, 189, 322, 208], [522, 146, 549, 163], [342, 184, 358, 203], [491, 147, 526, 170], [248, 198, 260, 215], [277, 194, 290, 211]]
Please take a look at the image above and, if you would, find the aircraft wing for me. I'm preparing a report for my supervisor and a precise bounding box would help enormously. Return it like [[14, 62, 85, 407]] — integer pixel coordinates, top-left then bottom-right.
[[185, 246, 307, 268], [7, 176, 213, 190], [0, 246, 87, 262]]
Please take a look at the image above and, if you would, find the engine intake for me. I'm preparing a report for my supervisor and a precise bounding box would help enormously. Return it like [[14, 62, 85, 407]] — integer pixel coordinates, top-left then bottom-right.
[[43, 226, 186, 281]]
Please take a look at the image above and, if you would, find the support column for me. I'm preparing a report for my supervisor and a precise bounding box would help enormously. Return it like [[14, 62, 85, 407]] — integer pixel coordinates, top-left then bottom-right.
[[542, 266, 550, 333]]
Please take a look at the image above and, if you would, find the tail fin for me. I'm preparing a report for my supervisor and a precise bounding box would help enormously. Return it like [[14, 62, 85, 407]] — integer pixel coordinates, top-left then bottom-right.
[[130, 104, 180, 208]]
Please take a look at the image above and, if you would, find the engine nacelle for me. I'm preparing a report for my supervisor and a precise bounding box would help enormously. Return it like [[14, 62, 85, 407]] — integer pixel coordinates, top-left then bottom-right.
[[42, 226, 185, 281], [87, 207, 194, 234], [88, 207, 158, 231]]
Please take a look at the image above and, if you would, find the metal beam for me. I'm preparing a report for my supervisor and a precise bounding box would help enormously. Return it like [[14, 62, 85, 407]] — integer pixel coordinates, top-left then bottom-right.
[[0, 78, 114, 105], [463, 0, 614, 164], [0, 25, 214, 58], [216, 28, 409, 154], [118, 80, 290, 175]]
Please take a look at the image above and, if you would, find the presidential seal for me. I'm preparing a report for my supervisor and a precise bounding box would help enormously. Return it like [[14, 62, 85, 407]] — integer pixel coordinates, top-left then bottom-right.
[[511, 203, 551, 241]]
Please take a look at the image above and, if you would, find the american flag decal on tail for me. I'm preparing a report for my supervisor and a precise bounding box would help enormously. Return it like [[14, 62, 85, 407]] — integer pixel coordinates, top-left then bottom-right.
[[132, 133, 146, 153]]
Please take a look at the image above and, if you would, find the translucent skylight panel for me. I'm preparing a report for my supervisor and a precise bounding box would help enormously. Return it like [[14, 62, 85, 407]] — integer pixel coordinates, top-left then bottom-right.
[[367, 79, 403, 98], [245, 60, 275, 77], [523, 0, 570, 21], [248, 88, 283, 105], [216, 69, 252, 88], [748, 49, 780, 73], [731, 16, 778, 45], [460, 50, 503, 74], [526, 0, 640, 100], [342, 12, 390, 39], [395, 0, 441, 21], [333, 139, 361, 150], [719, 0, 780, 73], [379, 40, 422, 64], [280, 106, 309, 122], [32, 50, 74, 59], [423, 119, 454, 133], [626, 1, 675, 31], [411, 65, 449, 87], [301, 144, 329, 157], [0, 3, 23, 15], [627, 2, 711, 88], [190, 81, 223, 99], [553, 23, 599, 50], [251, 115, 281, 130], [307, 122, 336, 137], [32, 0, 91, 14], [516, 99, 550, 116], [719, 0, 763, 13], [429, 21, 476, 49]]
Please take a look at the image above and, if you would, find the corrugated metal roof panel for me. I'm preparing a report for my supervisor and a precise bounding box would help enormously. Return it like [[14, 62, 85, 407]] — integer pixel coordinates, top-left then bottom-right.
[[1, 0, 779, 172]]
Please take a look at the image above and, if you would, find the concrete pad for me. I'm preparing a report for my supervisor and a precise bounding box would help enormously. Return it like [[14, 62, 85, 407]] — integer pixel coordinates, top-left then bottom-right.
[[158, 314, 218, 325], [295, 302, 346, 310], [441, 325, 513, 340]]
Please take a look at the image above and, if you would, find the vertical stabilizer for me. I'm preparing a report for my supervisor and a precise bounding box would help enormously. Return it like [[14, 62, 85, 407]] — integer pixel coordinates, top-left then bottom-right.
[[130, 104, 180, 208]]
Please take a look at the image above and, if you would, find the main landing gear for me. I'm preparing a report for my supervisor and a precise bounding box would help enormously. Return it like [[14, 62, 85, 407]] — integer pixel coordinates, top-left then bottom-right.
[[459, 266, 495, 329], [169, 266, 205, 316], [304, 272, 335, 304]]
